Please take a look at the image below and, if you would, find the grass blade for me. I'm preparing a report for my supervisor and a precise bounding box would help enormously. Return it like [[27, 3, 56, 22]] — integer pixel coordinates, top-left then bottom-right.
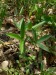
[[20, 39, 25, 54], [20, 18, 25, 39], [14, 18, 24, 30], [37, 43, 50, 52], [32, 21, 46, 29], [19, 6, 24, 15], [6, 33, 21, 40], [32, 29, 37, 44], [37, 35, 51, 43]]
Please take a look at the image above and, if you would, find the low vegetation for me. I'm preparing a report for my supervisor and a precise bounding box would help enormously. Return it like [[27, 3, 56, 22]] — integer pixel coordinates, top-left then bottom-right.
[[0, 0, 56, 75]]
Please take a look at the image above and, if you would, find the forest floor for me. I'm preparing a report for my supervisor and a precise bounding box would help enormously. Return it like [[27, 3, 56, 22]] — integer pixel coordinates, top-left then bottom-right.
[[0, 16, 56, 75], [0, 0, 56, 75]]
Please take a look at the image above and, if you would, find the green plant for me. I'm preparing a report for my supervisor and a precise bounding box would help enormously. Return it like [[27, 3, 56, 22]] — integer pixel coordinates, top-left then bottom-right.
[[6, 68, 19, 75], [0, 0, 7, 28], [7, 18, 52, 54], [41, 67, 56, 75], [7, 18, 25, 54], [0, 0, 56, 75], [6, 17, 56, 74]]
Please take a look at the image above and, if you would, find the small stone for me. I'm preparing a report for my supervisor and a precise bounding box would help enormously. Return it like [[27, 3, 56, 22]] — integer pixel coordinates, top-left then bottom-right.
[[0, 50, 3, 56], [0, 68, 2, 72], [1, 60, 9, 70], [21, 67, 25, 72], [48, 8, 53, 15], [1, 27, 5, 31]]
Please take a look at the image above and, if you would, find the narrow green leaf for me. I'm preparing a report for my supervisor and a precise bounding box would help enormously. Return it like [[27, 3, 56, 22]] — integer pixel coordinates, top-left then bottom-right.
[[0, 19, 2, 28], [20, 18, 25, 39], [37, 43, 50, 52], [37, 35, 51, 43], [32, 21, 45, 29], [20, 40, 25, 54], [14, 21, 20, 29], [35, 4, 38, 10], [19, 7, 24, 15], [32, 29, 37, 43], [6, 33, 21, 40], [14, 18, 24, 30]]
